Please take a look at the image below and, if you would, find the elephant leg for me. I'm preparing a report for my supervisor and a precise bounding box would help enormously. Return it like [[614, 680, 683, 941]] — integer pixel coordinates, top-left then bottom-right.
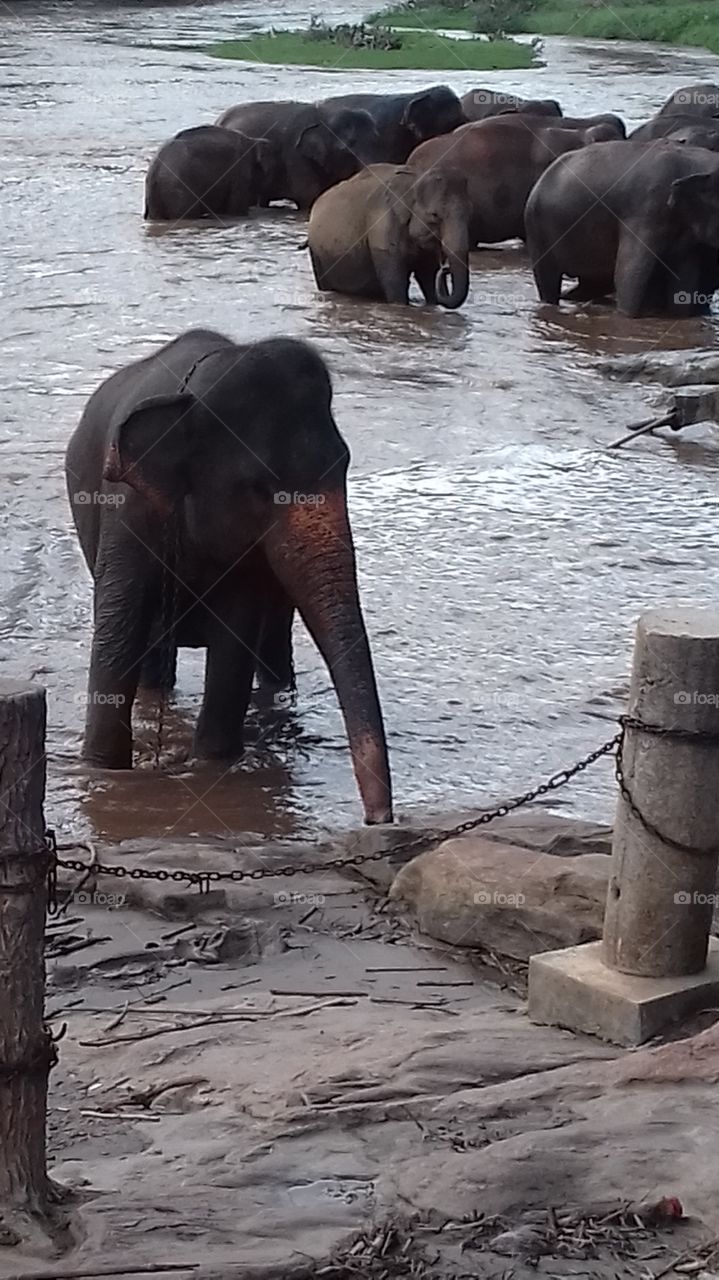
[[254, 584, 296, 710], [414, 257, 439, 305], [193, 598, 261, 760], [531, 246, 562, 304], [615, 228, 663, 317], [371, 248, 410, 304], [83, 550, 155, 768]]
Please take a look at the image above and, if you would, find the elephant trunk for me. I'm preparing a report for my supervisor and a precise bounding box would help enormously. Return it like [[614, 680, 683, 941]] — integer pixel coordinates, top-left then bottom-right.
[[436, 215, 470, 309], [264, 490, 393, 826]]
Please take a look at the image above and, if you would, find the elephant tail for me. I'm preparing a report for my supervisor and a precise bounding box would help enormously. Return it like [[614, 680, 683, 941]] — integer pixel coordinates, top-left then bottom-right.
[[297, 238, 309, 251]]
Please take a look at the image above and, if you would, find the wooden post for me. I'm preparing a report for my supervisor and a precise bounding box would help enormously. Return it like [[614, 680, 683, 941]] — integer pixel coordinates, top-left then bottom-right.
[[603, 608, 719, 977], [0, 681, 56, 1248]]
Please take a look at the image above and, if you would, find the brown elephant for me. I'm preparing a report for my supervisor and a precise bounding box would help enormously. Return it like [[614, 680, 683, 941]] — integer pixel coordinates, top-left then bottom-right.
[[461, 88, 562, 121], [307, 164, 471, 308], [408, 116, 606, 246], [144, 125, 280, 220]]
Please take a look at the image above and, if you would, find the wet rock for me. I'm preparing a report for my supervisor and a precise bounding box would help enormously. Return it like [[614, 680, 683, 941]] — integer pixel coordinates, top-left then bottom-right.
[[489, 1224, 549, 1258], [390, 836, 610, 960]]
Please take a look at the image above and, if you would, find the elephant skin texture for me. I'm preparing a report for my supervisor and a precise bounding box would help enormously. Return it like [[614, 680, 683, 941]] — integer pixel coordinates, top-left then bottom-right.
[[307, 163, 471, 307], [144, 125, 280, 220], [320, 85, 465, 164], [525, 140, 719, 315], [461, 87, 563, 122], [64, 328, 393, 825], [630, 113, 719, 145], [215, 100, 379, 210], [408, 117, 600, 247]]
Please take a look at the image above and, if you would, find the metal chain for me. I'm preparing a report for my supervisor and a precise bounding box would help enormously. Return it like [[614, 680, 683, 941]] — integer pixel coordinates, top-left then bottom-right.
[[615, 714, 719, 857], [49, 732, 621, 894]]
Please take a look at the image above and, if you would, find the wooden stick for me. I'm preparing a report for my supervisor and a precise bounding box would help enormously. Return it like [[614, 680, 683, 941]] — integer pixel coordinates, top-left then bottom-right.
[[7, 1264, 199, 1280], [608, 414, 675, 450]]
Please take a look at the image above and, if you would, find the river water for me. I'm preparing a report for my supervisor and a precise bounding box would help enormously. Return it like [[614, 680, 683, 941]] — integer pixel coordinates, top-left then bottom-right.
[[2, 0, 719, 843]]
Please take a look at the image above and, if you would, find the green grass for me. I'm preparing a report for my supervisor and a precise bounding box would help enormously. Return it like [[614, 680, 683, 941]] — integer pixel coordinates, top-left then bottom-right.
[[371, 0, 719, 54], [367, 4, 477, 28], [204, 29, 534, 71], [507, 1, 719, 54]]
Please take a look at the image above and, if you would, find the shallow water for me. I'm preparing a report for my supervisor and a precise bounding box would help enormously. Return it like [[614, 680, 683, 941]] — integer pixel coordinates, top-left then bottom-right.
[[2, 1, 719, 842]]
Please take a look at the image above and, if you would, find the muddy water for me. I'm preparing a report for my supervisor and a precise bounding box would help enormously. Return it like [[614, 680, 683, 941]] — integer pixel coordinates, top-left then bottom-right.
[[3, 1, 719, 842]]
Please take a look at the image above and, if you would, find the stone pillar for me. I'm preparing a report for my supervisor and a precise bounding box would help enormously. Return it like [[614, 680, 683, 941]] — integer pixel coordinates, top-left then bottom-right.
[[529, 609, 719, 1046]]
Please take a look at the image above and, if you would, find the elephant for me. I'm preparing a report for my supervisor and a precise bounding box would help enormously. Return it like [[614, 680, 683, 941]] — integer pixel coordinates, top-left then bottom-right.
[[64, 328, 393, 826], [320, 86, 465, 164], [663, 126, 719, 152], [144, 125, 280, 220], [307, 163, 471, 308], [461, 88, 562, 121], [215, 101, 379, 211], [525, 140, 719, 316], [655, 83, 719, 118], [630, 113, 719, 144], [408, 117, 603, 247]]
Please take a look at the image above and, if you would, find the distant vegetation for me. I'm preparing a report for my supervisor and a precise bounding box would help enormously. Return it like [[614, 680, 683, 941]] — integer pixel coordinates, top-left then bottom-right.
[[204, 16, 535, 70], [372, 0, 719, 53]]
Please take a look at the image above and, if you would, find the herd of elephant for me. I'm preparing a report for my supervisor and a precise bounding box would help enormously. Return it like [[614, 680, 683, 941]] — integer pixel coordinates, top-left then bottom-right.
[[63, 78, 719, 832], [144, 79, 719, 315]]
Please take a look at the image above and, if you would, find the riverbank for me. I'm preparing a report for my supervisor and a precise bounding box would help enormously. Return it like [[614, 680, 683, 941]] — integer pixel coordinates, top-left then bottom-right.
[[204, 26, 534, 69], [373, 2, 719, 56]]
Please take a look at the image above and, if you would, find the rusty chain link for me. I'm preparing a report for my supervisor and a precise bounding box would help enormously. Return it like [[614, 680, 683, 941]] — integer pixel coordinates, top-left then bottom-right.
[[47, 730, 622, 897]]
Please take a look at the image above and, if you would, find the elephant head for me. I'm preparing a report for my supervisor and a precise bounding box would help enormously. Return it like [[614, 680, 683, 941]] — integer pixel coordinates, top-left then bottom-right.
[[103, 341, 393, 825], [669, 168, 719, 245], [299, 108, 380, 181], [402, 86, 465, 143], [407, 167, 471, 309]]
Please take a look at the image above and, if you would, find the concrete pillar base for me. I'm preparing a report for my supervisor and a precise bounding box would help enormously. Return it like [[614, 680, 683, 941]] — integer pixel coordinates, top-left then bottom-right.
[[529, 938, 719, 1047]]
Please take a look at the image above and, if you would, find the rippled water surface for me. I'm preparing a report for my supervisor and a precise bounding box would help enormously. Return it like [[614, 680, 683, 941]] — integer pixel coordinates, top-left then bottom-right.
[[3, 1, 719, 841]]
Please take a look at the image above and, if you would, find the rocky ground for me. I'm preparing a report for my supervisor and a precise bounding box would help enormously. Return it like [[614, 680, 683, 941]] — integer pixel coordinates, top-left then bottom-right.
[[5, 809, 719, 1279]]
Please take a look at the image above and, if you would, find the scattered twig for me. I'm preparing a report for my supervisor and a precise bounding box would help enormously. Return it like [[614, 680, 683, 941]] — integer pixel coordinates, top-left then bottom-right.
[[608, 413, 675, 450], [6, 1265, 199, 1280], [649, 1237, 719, 1280]]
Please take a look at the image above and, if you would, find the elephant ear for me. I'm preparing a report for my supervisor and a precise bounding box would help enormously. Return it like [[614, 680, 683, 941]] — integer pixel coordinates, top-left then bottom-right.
[[297, 122, 329, 170], [668, 171, 712, 206], [402, 91, 435, 139], [104, 392, 200, 516]]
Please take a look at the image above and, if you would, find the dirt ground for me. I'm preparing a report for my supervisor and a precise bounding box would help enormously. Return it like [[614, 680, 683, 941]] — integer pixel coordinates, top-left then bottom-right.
[[2, 813, 717, 1280]]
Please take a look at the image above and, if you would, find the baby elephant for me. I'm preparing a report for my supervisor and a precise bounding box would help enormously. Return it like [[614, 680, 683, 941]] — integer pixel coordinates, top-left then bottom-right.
[[308, 164, 471, 308], [144, 124, 279, 220]]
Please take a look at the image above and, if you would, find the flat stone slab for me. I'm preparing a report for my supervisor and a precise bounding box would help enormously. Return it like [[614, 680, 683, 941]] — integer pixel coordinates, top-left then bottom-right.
[[390, 835, 610, 960], [529, 939, 719, 1046]]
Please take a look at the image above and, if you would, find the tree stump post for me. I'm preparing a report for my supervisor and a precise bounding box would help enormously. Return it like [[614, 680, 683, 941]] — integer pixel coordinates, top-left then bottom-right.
[[603, 607, 719, 976], [0, 681, 57, 1247]]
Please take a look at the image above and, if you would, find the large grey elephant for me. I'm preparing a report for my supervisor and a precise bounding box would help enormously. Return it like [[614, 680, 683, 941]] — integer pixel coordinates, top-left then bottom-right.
[[144, 125, 280, 220], [308, 164, 471, 307], [65, 328, 393, 826], [320, 86, 465, 163], [215, 100, 379, 210], [525, 140, 719, 315], [630, 113, 719, 144]]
